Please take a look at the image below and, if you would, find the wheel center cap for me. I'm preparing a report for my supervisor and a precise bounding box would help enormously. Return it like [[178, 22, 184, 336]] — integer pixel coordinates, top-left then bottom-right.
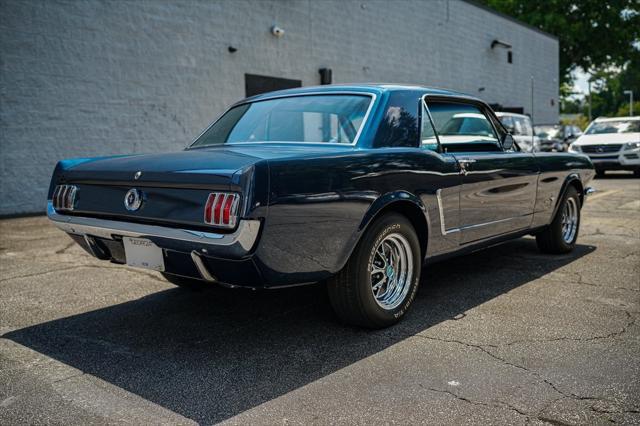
[[386, 265, 395, 279]]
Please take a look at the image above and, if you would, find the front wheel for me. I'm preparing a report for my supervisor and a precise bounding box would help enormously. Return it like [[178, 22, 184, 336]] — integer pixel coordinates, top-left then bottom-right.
[[327, 213, 422, 329], [536, 186, 581, 254]]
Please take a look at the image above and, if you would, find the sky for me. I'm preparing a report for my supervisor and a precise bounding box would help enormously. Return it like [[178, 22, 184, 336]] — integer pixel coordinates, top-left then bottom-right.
[[572, 69, 589, 95]]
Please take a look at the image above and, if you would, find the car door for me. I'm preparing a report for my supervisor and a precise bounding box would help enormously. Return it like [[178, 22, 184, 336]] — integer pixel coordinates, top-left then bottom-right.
[[426, 99, 539, 244]]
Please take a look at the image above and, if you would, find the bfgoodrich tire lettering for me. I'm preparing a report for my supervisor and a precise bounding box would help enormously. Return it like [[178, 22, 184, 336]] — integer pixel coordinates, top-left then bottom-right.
[[327, 213, 422, 328]]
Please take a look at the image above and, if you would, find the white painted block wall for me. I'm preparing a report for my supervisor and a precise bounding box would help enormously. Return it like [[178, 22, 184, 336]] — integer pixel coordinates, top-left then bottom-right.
[[0, 0, 558, 214]]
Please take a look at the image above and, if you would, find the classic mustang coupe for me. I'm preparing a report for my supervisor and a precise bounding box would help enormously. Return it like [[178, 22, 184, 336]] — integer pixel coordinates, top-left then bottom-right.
[[48, 84, 594, 328]]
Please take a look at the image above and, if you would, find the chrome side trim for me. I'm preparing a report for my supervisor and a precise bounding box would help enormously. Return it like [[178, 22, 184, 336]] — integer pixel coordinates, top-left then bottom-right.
[[436, 189, 459, 235], [47, 201, 261, 255], [187, 91, 377, 149], [458, 216, 522, 231], [190, 251, 218, 282]]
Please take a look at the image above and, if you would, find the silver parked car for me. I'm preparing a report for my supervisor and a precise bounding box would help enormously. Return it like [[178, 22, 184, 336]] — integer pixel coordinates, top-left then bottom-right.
[[535, 124, 583, 152], [496, 112, 540, 152]]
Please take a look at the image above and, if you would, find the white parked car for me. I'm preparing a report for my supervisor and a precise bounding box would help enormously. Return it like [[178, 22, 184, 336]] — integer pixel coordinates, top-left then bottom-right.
[[496, 112, 540, 152], [569, 116, 640, 177]]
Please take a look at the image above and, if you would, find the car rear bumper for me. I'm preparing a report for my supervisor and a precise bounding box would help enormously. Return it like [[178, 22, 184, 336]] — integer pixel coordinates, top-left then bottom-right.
[[47, 201, 264, 286]]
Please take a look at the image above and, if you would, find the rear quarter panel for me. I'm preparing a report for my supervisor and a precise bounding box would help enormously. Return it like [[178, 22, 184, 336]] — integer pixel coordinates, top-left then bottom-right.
[[253, 148, 460, 286]]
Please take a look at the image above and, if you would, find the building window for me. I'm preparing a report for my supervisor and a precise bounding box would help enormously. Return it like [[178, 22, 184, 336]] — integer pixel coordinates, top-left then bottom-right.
[[245, 74, 301, 97]]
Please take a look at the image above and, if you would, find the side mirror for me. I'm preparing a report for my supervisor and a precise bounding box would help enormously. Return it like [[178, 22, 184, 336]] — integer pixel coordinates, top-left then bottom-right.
[[502, 133, 515, 150]]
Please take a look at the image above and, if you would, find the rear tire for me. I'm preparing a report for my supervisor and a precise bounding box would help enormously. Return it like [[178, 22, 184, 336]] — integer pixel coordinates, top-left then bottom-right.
[[327, 213, 422, 329], [161, 272, 208, 290], [536, 186, 581, 254], [634, 169, 640, 178], [596, 169, 606, 178]]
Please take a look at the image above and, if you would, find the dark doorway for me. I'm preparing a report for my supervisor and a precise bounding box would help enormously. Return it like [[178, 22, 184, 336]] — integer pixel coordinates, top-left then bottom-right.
[[245, 74, 302, 97]]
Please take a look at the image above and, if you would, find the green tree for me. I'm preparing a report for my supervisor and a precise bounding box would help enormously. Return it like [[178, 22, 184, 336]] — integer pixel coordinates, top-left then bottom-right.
[[588, 52, 640, 117], [479, 0, 640, 84]]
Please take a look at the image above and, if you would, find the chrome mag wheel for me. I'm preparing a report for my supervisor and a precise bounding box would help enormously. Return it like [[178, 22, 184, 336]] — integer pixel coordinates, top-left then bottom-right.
[[369, 233, 414, 310], [561, 197, 578, 244]]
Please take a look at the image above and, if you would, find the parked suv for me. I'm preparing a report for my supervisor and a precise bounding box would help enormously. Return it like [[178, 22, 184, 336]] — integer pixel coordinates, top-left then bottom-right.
[[496, 112, 540, 152], [535, 124, 582, 152], [569, 116, 640, 177]]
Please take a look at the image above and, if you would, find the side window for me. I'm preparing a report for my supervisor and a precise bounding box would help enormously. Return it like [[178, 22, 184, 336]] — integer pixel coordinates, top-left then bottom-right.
[[510, 116, 533, 136], [565, 126, 573, 138], [420, 101, 439, 151], [521, 117, 533, 136], [426, 101, 501, 153], [500, 116, 515, 133]]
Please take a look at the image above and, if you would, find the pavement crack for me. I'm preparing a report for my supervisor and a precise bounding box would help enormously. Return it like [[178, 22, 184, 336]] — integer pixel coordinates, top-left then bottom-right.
[[0, 265, 88, 283], [537, 415, 574, 426], [54, 241, 76, 254], [51, 371, 86, 385], [504, 310, 637, 346], [410, 333, 616, 407], [0, 263, 165, 284], [426, 386, 530, 420]]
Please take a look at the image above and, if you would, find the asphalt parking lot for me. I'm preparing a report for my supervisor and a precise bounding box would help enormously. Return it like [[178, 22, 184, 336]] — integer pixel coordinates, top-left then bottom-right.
[[1, 174, 639, 425]]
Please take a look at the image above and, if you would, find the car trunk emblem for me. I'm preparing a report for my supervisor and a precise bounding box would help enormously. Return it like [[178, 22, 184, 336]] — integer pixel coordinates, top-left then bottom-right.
[[124, 188, 143, 211]]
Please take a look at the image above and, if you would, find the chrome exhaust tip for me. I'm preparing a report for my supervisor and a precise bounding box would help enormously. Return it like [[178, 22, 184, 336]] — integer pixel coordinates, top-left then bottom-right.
[[190, 250, 218, 282]]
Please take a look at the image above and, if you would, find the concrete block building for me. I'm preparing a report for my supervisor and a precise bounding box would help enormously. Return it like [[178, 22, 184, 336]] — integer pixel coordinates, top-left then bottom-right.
[[0, 0, 559, 215]]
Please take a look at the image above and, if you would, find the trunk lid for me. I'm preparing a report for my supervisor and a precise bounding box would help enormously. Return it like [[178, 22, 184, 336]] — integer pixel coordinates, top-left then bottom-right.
[[52, 144, 355, 229]]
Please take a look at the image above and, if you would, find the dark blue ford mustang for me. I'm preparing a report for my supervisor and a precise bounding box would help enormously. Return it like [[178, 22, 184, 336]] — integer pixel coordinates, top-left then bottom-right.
[[48, 84, 595, 328]]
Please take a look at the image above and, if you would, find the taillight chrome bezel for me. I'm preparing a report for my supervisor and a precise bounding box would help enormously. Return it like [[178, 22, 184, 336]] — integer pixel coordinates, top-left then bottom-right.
[[52, 185, 78, 212], [204, 192, 241, 229]]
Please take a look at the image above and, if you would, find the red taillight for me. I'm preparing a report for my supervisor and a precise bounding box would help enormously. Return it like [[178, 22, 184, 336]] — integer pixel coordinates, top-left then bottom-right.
[[204, 194, 215, 223], [204, 193, 240, 228], [52, 185, 78, 211]]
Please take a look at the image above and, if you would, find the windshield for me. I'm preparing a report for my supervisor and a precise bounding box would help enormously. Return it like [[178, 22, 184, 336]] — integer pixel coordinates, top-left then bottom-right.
[[190, 94, 372, 147], [585, 120, 640, 135], [536, 125, 562, 139]]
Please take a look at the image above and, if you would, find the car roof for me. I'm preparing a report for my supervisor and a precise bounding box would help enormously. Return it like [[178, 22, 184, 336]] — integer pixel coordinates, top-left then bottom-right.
[[239, 83, 482, 104], [594, 116, 640, 122]]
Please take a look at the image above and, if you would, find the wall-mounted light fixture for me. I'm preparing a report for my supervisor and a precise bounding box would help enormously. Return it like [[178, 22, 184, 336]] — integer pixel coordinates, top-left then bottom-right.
[[271, 25, 285, 37], [319, 68, 332, 85]]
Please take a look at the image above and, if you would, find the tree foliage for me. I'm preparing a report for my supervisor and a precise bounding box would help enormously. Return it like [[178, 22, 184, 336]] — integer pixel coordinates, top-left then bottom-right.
[[589, 52, 640, 117], [479, 0, 640, 83]]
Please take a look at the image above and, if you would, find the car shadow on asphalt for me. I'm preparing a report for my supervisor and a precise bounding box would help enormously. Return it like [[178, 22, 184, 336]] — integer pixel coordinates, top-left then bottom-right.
[[4, 238, 595, 423]]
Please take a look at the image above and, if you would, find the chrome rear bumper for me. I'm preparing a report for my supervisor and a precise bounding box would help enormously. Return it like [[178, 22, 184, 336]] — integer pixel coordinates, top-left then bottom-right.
[[46, 201, 261, 259]]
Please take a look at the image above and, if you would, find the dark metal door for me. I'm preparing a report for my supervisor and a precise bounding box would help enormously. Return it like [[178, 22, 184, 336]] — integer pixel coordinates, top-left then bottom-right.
[[454, 152, 538, 244]]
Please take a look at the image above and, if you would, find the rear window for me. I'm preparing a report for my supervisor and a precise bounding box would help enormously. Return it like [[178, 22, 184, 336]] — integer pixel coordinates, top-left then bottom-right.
[[190, 94, 372, 147]]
